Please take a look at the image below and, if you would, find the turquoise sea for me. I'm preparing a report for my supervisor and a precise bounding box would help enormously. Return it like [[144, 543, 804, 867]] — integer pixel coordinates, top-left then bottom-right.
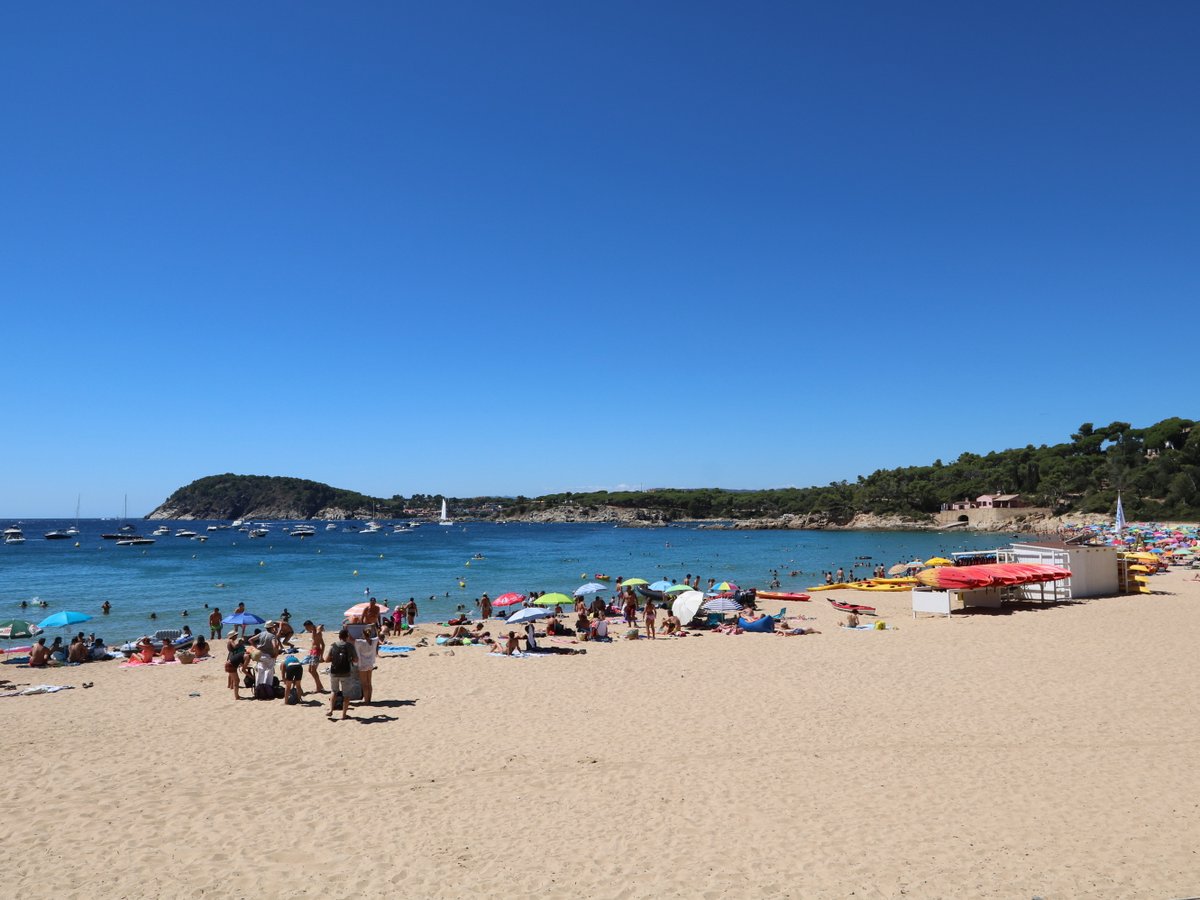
[[1, 519, 1016, 646]]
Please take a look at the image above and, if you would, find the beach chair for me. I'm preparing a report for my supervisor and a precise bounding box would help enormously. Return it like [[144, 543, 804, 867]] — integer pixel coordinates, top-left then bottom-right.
[[705, 613, 723, 627], [775, 607, 788, 622]]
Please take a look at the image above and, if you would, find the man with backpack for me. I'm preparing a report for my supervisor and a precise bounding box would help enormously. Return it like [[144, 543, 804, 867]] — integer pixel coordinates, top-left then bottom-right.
[[325, 627, 358, 720]]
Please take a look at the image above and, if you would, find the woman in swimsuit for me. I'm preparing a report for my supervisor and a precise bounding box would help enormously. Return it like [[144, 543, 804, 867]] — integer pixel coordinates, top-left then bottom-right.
[[643, 599, 657, 640], [225, 631, 245, 700], [160, 639, 176, 663]]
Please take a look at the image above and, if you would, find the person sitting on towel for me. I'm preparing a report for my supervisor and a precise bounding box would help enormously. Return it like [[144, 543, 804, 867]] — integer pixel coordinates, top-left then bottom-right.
[[589, 615, 610, 641]]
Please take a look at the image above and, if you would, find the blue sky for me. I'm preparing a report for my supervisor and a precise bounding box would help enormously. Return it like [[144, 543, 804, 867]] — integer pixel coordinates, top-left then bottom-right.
[[2, 2, 1197, 516]]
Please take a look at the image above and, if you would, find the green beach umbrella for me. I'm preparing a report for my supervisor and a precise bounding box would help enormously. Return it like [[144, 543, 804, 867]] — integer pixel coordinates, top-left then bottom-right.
[[0, 619, 42, 639], [621, 578, 649, 587], [663, 583, 693, 594], [531, 592, 573, 607]]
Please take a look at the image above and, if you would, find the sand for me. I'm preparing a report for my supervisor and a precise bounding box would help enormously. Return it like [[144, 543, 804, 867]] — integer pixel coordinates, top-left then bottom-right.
[[4, 569, 1200, 899]]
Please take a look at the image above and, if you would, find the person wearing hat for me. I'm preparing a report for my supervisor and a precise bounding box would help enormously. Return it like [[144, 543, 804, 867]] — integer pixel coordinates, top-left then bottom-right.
[[251, 623, 281, 696]]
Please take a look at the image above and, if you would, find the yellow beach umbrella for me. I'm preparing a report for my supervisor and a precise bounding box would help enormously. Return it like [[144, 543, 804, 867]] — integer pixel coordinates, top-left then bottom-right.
[[923, 557, 953, 567]]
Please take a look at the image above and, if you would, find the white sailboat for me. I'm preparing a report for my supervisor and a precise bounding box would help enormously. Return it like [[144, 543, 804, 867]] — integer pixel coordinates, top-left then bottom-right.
[[439, 498, 452, 525]]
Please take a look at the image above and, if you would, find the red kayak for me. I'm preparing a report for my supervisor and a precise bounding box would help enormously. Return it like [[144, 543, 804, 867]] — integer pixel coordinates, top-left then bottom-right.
[[828, 599, 876, 614], [755, 590, 811, 602]]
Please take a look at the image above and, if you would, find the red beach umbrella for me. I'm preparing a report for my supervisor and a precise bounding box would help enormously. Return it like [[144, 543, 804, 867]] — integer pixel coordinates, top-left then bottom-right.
[[492, 592, 526, 608]]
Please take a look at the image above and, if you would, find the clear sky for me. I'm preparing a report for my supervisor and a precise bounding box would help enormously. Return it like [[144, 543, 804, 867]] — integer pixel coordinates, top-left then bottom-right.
[[2, 2, 1197, 516]]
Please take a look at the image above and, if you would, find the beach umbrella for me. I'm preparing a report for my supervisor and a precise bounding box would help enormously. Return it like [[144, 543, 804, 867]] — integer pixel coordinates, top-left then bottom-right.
[[1, 645, 32, 655], [345, 602, 390, 617], [621, 578, 649, 588], [531, 592, 573, 607], [37, 610, 92, 629], [923, 557, 953, 567], [711, 581, 739, 592], [702, 596, 742, 614], [671, 590, 704, 625], [222, 612, 266, 627], [886, 564, 910, 576], [492, 592, 526, 608], [663, 583, 693, 594], [649, 580, 676, 592], [573, 583, 608, 596], [505, 607, 549, 625], [0, 619, 41, 639]]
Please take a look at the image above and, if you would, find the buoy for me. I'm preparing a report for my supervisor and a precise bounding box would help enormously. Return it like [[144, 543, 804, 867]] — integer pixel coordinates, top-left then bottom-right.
[[317, 549, 321, 553], [259, 561, 265, 566], [465, 561, 470, 566], [581, 573, 587, 579], [74, 542, 80, 547], [379, 554, 384, 559], [459, 581, 466, 588], [353, 570, 359, 576]]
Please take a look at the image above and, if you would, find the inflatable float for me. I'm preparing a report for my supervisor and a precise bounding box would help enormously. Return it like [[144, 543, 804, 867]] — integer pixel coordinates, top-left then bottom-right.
[[737, 615, 776, 633]]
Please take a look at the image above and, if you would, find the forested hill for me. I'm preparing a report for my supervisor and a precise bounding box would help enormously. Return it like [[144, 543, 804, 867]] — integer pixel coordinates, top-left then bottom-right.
[[149, 418, 1199, 522]]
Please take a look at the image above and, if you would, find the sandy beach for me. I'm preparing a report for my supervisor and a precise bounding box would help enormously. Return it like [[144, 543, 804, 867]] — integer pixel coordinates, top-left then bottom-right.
[[4, 570, 1200, 899]]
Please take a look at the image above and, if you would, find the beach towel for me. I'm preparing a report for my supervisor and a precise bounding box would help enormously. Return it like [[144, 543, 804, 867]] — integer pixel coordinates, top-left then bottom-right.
[[487, 651, 544, 659], [378, 645, 416, 655], [840, 624, 893, 631], [0, 684, 76, 697], [119, 658, 183, 668]]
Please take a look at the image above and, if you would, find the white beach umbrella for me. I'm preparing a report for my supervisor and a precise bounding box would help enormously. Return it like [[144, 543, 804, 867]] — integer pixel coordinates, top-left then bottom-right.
[[505, 607, 550, 626], [671, 590, 704, 625], [574, 582, 608, 596]]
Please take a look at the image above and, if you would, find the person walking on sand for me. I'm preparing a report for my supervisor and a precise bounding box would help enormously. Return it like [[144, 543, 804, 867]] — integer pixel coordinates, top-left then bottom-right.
[[355, 627, 378, 705], [479, 593, 492, 619], [362, 597, 381, 628], [209, 607, 222, 639], [644, 598, 657, 639], [302, 621, 325, 693], [623, 590, 638, 626], [405, 597, 418, 627], [225, 630, 246, 700], [325, 628, 358, 720]]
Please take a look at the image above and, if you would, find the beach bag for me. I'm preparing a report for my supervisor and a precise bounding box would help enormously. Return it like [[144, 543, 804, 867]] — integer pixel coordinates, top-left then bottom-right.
[[329, 641, 352, 676], [254, 683, 274, 701], [286, 686, 300, 705], [243, 671, 255, 689]]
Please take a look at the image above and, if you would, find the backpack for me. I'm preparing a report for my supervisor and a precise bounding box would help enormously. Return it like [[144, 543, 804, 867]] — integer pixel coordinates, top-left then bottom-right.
[[285, 686, 300, 705], [254, 682, 274, 700], [329, 641, 352, 676], [242, 671, 255, 689]]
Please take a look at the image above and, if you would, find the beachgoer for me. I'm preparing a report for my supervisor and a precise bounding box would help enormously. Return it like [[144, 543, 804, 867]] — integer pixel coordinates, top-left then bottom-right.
[[209, 608, 222, 639], [590, 614, 609, 641], [836, 568, 845, 582], [225, 631, 245, 700], [101, 601, 111, 615], [136, 638, 154, 664], [355, 628, 378, 704], [281, 653, 304, 702], [500, 631, 521, 655], [326, 628, 358, 720], [302, 621, 325, 693], [160, 638, 176, 663], [844, 613, 859, 628], [234, 602, 245, 615], [644, 599, 657, 640], [253, 623, 281, 691], [29, 638, 49, 667], [480, 593, 492, 619], [623, 591, 638, 625], [405, 598, 418, 627], [192, 635, 210, 658], [68, 637, 88, 663], [362, 598, 381, 628], [661, 611, 680, 636]]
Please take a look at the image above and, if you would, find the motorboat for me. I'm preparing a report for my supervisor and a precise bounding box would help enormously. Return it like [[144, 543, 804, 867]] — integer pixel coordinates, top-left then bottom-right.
[[248, 528, 269, 538], [232, 518, 245, 528], [362, 521, 383, 534], [4, 525, 26, 545], [117, 537, 156, 546], [392, 524, 413, 533], [325, 522, 338, 531], [206, 525, 219, 532], [44, 529, 73, 540], [175, 529, 197, 538], [152, 526, 171, 536], [191, 535, 209, 542], [291, 525, 316, 538]]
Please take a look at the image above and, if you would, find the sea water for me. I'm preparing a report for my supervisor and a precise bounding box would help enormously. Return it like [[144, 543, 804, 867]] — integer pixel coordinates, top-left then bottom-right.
[[0, 519, 1014, 646]]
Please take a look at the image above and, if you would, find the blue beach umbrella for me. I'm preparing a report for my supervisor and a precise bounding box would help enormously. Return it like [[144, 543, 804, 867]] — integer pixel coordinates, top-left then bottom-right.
[[649, 580, 676, 591], [37, 610, 93, 629], [573, 583, 608, 596], [222, 612, 266, 627], [505, 607, 549, 626]]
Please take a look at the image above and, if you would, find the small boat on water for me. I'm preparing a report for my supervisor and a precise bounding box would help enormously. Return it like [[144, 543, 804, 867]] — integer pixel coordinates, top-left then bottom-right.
[[290, 525, 316, 538], [191, 535, 208, 542], [175, 529, 197, 538], [439, 499, 453, 526], [248, 528, 269, 538], [206, 525, 219, 532], [44, 529, 73, 540], [152, 526, 171, 536], [325, 523, 338, 531], [4, 525, 26, 545], [117, 537, 156, 546], [362, 521, 383, 534]]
